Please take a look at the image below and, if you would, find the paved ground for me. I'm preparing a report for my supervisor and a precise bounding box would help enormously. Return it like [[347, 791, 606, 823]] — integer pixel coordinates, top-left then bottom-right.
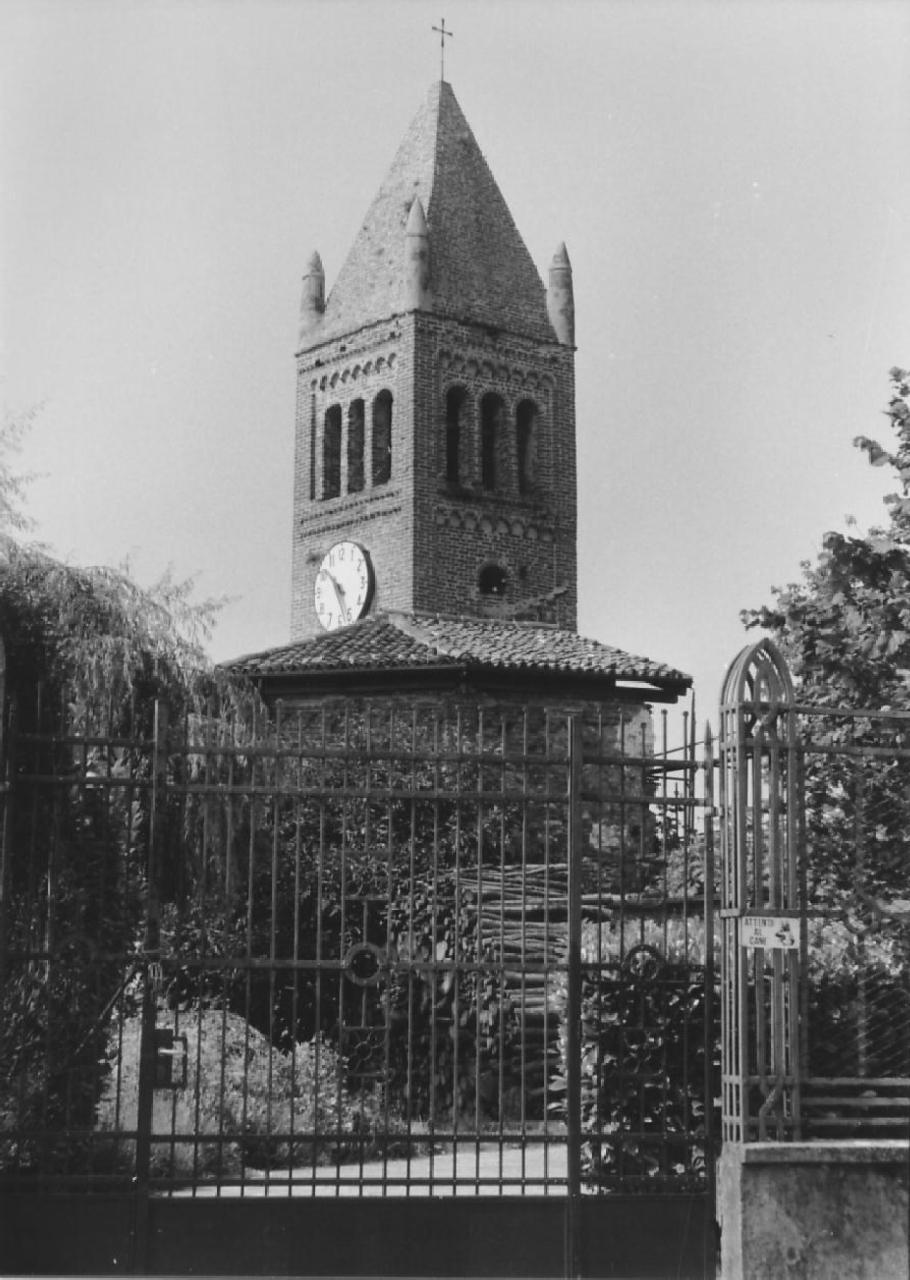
[[171, 1142, 568, 1197]]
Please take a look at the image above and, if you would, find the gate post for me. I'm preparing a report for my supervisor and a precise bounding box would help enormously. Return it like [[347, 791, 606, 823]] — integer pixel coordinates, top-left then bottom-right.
[[131, 700, 168, 1274], [717, 639, 801, 1145], [716, 639, 805, 1280]]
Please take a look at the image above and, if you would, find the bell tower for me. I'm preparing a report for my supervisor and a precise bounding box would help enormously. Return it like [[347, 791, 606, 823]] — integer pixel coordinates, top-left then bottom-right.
[[290, 81, 577, 638]]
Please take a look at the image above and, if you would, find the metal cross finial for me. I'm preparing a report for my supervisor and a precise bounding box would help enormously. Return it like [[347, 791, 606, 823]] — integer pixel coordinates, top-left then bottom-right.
[[432, 17, 453, 81]]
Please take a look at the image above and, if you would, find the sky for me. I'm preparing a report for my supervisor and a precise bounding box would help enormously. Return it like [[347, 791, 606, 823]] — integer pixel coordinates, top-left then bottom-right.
[[2, 0, 909, 717]]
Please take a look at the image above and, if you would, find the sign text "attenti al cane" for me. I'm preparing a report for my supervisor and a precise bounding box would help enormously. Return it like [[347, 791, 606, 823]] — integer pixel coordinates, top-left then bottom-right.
[[741, 916, 798, 950]]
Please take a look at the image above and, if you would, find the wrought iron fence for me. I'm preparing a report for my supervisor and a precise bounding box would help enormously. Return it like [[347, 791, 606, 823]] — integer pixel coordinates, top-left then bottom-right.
[[718, 639, 910, 1143], [797, 704, 910, 1138], [0, 688, 716, 1202]]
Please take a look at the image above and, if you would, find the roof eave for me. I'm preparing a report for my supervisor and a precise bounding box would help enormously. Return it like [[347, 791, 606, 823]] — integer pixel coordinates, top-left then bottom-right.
[[243, 660, 690, 706], [295, 306, 567, 362]]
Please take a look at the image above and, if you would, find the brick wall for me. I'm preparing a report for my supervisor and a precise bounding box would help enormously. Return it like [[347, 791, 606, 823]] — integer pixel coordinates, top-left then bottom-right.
[[270, 689, 652, 763], [291, 319, 416, 639], [292, 310, 577, 639], [412, 312, 576, 629]]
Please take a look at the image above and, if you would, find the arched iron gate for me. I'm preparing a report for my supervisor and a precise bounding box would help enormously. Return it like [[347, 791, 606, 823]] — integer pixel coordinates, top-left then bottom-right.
[[0, 691, 717, 1278], [718, 639, 801, 1142], [718, 638, 910, 1146]]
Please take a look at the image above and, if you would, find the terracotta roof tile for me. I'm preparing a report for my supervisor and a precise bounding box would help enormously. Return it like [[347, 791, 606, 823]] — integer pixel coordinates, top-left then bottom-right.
[[226, 613, 690, 690]]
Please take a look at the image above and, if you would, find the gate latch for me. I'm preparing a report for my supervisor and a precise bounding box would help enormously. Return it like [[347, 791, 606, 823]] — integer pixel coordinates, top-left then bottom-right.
[[153, 1028, 188, 1090]]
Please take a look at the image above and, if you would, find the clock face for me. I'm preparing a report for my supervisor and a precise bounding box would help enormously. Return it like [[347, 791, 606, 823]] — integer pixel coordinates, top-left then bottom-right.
[[314, 541, 374, 631]]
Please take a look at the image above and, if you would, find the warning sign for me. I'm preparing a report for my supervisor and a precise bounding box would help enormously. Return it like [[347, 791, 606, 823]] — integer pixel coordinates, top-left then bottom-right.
[[741, 916, 798, 950]]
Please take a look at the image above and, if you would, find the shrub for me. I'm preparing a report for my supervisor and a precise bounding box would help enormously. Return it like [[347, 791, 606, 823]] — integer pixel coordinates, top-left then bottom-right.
[[551, 917, 719, 1191], [95, 1007, 362, 1178], [805, 917, 910, 1078]]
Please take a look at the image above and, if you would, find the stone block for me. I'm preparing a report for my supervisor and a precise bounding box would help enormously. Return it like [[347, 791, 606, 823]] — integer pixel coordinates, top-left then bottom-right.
[[717, 1141, 909, 1280]]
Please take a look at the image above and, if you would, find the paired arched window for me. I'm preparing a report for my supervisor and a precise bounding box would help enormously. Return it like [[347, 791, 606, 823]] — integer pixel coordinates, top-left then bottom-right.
[[444, 390, 539, 495], [445, 386, 467, 485], [372, 391, 392, 486], [323, 405, 342, 499], [480, 393, 504, 492], [347, 399, 365, 494], [516, 399, 537, 495], [319, 391, 392, 499]]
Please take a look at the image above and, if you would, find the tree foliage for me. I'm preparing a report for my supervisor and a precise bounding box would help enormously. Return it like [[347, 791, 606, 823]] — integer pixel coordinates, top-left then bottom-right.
[[743, 367, 910, 708], [0, 406, 38, 537], [0, 538, 235, 732], [742, 370, 910, 1085], [0, 443, 253, 1172], [0, 405, 239, 726]]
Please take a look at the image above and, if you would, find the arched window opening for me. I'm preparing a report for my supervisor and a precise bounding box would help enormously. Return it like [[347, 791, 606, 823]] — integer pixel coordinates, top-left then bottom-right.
[[372, 390, 392, 486], [478, 563, 507, 596], [308, 395, 317, 501], [323, 404, 342, 499], [445, 386, 466, 485], [516, 400, 537, 495], [347, 399, 365, 493], [481, 393, 503, 492]]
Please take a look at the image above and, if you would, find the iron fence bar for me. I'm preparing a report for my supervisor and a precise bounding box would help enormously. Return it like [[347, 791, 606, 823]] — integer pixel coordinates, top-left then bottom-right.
[[796, 747, 809, 1138], [796, 742, 910, 760], [2, 695, 723, 1224], [312, 704, 327, 1196], [404, 708, 417, 1193], [151, 740, 703, 771], [13, 733, 157, 750], [793, 703, 910, 721], [449, 707, 463, 1194], [564, 715, 583, 1280], [785, 696, 802, 1139], [131, 699, 168, 1274], [542, 712, 553, 1190], [735, 699, 750, 1141], [217, 719, 236, 1190], [518, 710, 527, 1190], [0, 696, 15, 997], [703, 721, 717, 1240], [768, 693, 785, 1139]]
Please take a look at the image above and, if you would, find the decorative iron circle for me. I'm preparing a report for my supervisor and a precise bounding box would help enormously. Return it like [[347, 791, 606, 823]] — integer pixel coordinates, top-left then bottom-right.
[[342, 942, 386, 987], [622, 944, 664, 980]]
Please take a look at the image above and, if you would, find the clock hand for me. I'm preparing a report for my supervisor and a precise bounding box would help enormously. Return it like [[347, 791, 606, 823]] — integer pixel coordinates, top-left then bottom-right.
[[326, 571, 349, 625]]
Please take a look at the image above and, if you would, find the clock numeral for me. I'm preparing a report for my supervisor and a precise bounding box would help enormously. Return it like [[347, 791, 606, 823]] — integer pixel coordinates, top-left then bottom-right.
[[316, 542, 370, 631]]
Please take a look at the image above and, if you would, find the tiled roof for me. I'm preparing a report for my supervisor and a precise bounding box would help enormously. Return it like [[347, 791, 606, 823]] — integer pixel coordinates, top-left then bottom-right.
[[310, 82, 555, 345], [226, 613, 690, 691]]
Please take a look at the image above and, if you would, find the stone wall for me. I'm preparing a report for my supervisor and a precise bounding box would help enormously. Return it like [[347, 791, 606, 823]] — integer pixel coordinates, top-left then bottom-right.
[[717, 1142, 910, 1280]]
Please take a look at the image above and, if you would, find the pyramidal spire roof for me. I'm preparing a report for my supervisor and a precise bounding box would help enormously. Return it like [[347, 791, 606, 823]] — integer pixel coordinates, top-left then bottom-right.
[[312, 82, 556, 344]]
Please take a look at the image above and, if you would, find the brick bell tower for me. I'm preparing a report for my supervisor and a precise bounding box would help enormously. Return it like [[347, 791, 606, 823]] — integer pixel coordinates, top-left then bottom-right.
[[290, 81, 577, 640]]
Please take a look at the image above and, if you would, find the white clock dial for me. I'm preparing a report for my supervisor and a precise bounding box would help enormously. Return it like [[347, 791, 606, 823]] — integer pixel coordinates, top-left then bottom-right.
[[314, 541, 374, 631]]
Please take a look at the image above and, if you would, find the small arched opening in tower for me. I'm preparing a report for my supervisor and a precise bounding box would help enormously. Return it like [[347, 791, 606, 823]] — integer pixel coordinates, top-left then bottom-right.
[[481, 393, 504, 492], [372, 390, 393, 486], [478, 563, 507, 597], [323, 405, 342, 499], [347, 399, 365, 493]]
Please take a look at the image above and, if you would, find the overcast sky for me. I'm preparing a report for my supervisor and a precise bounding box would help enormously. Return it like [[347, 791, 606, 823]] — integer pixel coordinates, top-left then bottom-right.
[[3, 0, 909, 714]]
